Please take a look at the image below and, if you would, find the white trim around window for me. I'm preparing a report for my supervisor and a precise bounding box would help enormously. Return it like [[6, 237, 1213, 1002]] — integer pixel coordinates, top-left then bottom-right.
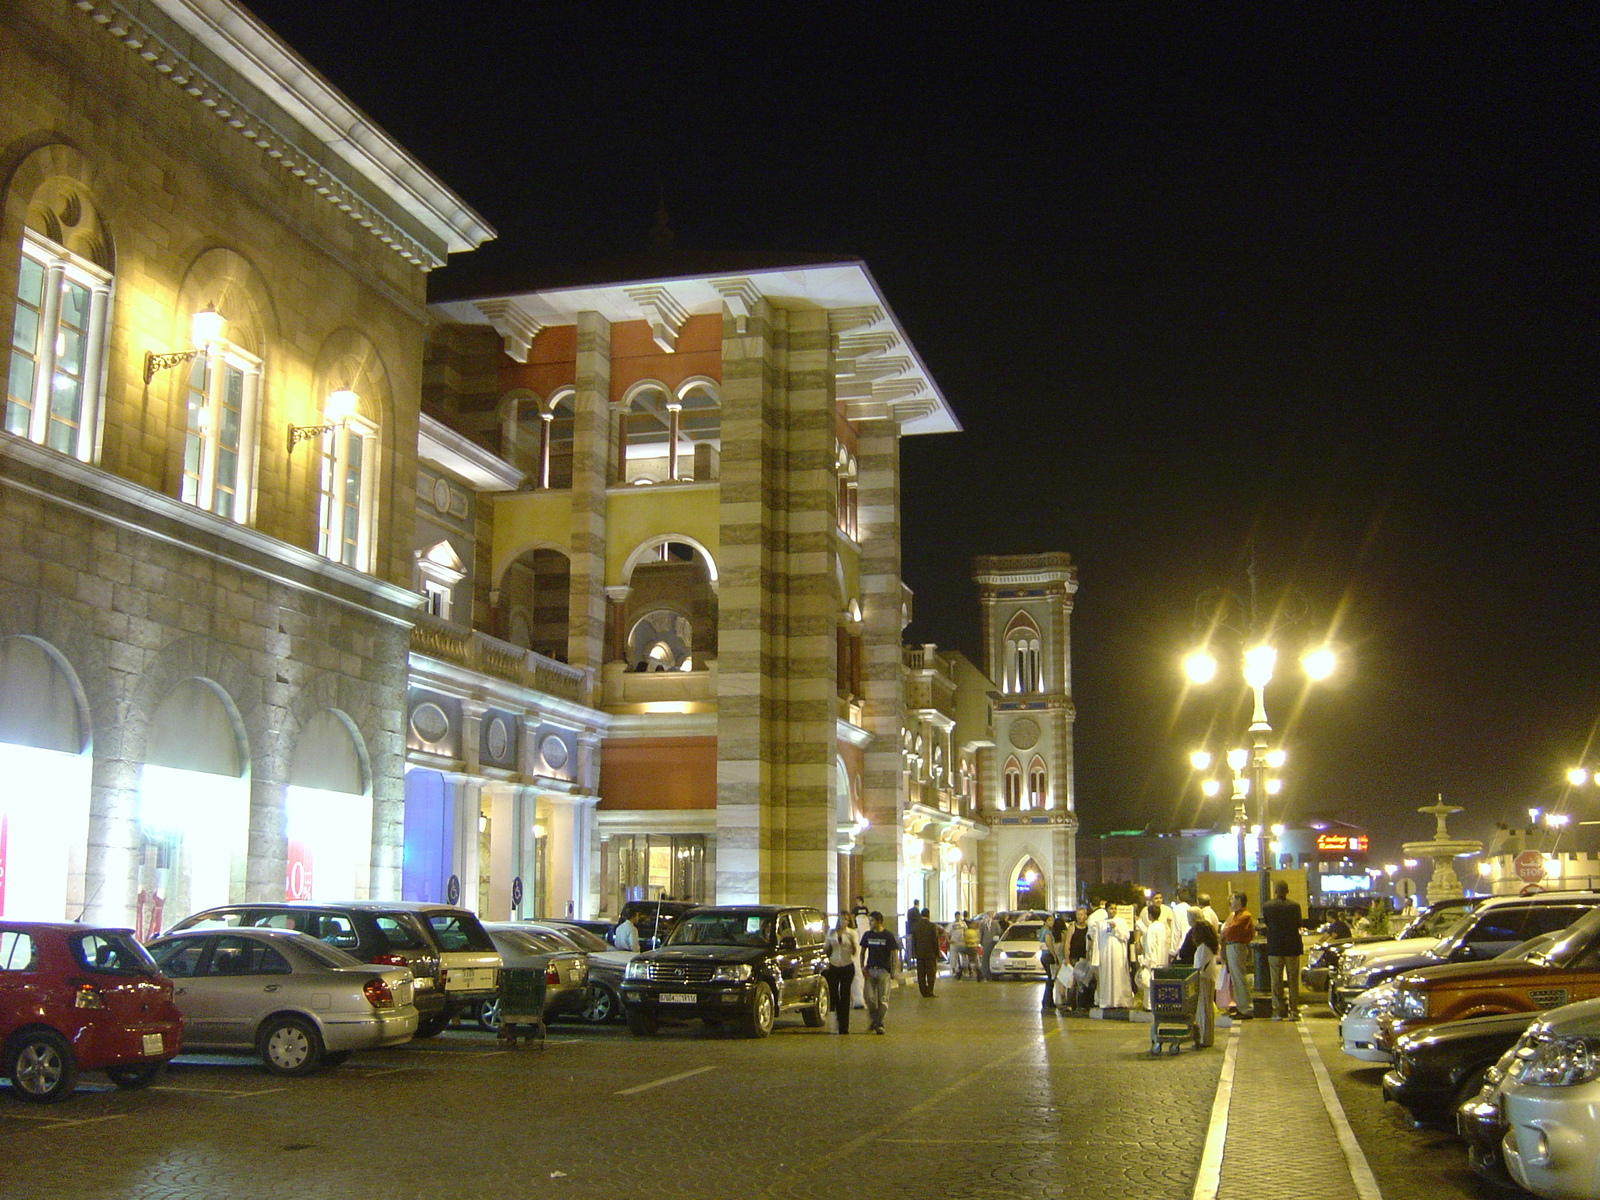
[[317, 416, 378, 571]]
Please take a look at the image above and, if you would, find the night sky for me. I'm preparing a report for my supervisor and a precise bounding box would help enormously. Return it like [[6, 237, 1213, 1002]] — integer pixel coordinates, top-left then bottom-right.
[[244, 2, 1598, 866]]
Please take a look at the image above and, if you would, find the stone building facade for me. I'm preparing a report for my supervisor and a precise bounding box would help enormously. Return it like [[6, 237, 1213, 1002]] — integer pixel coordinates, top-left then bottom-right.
[[0, 0, 490, 928]]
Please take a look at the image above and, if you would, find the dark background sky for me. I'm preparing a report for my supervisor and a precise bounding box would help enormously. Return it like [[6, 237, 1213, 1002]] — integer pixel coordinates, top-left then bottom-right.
[[247, 2, 1598, 867]]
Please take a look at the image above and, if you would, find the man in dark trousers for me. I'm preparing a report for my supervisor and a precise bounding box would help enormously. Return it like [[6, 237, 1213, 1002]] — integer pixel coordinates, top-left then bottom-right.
[[909, 910, 941, 996], [1261, 880, 1305, 1021]]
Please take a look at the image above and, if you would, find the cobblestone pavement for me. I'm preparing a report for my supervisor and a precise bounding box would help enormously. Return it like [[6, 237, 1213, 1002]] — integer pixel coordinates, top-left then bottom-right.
[[0, 981, 1506, 1200]]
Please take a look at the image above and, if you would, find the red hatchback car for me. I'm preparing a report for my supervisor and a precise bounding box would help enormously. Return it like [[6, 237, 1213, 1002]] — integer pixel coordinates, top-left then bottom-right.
[[1, 921, 184, 1102]]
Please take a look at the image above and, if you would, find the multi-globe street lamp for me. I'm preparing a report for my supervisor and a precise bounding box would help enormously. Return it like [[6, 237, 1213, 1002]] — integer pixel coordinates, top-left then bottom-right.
[[1182, 632, 1335, 993]]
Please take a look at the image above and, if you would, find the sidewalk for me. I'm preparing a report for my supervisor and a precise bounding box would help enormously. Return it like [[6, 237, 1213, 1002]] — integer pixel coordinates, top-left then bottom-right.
[[1200, 1014, 1382, 1200]]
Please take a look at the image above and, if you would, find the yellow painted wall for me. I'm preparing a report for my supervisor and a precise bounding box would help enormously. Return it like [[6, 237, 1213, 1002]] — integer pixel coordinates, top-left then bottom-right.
[[492, 485, 722, 586]]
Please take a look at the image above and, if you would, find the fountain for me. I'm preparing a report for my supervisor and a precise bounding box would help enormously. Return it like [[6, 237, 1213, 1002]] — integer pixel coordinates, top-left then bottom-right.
[[1402, 796, 1484, 904]]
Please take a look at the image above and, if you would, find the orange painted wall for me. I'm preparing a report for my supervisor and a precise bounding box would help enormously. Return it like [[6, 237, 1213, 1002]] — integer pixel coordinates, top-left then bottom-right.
[[610, 314, 722, 401], [502, 324, 577, 398], [600, 736, 717, 809]]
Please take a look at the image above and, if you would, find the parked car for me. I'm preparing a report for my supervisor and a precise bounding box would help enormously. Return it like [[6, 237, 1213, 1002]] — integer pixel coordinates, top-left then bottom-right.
[[1381, 1009, 1540, 1126], [145, 927, 416, 1075], [535, 921, 633, 1024], [474, 923, 588, 1029], [1339, 982, 1400, 1062], [613, 899, 697, 950], [1, 922, 183, 1102], [1303, 898, 1480, 992], [1470, 994, 1600, 1200], [168, 900, 500, 1035], [1378, 906, 1600, 1050], [621, 904, 829, 1037], [989, 921, 1048, 980], [1331, 893, 1600, 1014]]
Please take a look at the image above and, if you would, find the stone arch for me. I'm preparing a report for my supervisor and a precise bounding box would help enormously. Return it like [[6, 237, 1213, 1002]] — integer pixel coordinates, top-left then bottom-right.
[[0, 635, 91, 756], [4, 140, 116, 271], [497, 386, 542, 475], [314, 328, 391, 429], [178, 246, 278, 363], [494, 542, 572, 659], [619, 534, 719, 586], [0, 585, 112, 753], [120, 635, 262, 778], [1007, 849, 1050, 910]]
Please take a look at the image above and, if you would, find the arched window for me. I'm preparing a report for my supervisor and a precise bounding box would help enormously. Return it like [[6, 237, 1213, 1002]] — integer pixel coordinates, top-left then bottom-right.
[[180, 335, 261, 522], [7, 230, 111, 462], [836, 443, 859, 539], [1028, 758, 1047, 810], [544, 388, 575, 488], [317, 417, 378, 569], [1003, 758, 1023, 809], [1002, 614, 1043, 694]]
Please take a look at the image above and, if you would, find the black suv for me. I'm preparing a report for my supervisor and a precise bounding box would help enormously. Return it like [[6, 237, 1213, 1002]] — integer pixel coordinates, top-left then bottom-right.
[[620, 904, 829, 1038], [167, 901, 500, 1035]]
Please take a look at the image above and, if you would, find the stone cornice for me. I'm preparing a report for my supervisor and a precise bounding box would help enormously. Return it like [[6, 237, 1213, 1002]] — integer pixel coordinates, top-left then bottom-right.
[[73, 0, 494, 269]]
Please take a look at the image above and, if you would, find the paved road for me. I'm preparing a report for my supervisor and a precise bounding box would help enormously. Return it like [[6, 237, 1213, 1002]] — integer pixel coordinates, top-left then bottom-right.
[[0, 981, 1527, 1200]]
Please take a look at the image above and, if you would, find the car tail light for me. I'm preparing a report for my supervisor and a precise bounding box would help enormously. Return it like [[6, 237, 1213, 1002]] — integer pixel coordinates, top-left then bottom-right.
[[74, 983, 104, 1009], [370, 953, 409, 969], [363, 978, 395, 1008], [546, 964, 561, 985]]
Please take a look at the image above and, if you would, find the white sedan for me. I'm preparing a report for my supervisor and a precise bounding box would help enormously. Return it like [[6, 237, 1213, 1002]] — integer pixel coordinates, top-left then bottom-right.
[[1496, 995, 1600, 1200], [989, 922, 1048, 979], [1339, 982, 1398, 1062]]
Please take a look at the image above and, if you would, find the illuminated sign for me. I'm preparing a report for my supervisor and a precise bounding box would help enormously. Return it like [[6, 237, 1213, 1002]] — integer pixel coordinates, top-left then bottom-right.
[[1316, 833, 1369, 856]]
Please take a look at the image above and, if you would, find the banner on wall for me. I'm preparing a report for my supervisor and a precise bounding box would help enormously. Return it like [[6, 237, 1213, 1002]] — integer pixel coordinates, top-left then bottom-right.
[[286, 839, 314, 901]]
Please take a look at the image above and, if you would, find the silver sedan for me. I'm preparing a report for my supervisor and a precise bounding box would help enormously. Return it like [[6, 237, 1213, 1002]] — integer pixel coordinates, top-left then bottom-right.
[[146, 928, 417, 1075], [476, 924, 589, 1029]]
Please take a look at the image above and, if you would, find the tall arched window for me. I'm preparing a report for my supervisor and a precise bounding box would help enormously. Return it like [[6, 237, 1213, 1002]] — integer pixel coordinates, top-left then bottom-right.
[[317, 417, 377, 569], [1003, 758, 1023, 809], [7, 231, 111, 461], [180, 336, 261, 522], [1028, 759, 1047, 810], [1002, 614, 1043, 694]]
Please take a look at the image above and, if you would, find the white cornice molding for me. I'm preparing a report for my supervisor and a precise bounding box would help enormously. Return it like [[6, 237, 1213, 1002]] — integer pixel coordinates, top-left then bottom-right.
[[73, 0, 494, 269], [417, 414, 524, 492], [624, 285, 689, 352], [472, 299, 543, 363]]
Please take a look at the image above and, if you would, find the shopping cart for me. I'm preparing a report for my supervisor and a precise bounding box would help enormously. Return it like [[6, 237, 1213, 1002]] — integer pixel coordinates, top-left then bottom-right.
[[1149, 965, 1200, 1056], [494, 968, 547, 1049]]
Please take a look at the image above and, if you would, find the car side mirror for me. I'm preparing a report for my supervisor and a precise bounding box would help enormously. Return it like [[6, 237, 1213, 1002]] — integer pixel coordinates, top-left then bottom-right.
[[1456, 944, 1477, 961], [778, 936, 798, 951]]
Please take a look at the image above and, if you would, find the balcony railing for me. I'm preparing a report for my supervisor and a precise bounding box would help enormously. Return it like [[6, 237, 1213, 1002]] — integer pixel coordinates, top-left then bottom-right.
[[410, 612, 587, 702]]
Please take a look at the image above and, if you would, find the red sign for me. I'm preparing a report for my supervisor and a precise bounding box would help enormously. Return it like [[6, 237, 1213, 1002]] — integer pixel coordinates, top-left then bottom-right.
[[1316, 833, 1369, 855], [286, 840, 314, 900], [1515, 850, 1547, 884]]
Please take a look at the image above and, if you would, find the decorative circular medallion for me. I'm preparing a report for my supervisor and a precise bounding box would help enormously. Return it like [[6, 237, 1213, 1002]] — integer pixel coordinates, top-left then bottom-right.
[[540, 734, 569, 771], [1009, 717, 1041, 750], [486, 715, 510, 760], [410, 701, 450, 744], [432, 478, 452, 512]]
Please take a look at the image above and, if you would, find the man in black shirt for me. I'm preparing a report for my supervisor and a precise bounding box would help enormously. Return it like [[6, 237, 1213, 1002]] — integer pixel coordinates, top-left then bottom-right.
[[1261, 880, 1305, 1021], [859, 912, 901, 1034]]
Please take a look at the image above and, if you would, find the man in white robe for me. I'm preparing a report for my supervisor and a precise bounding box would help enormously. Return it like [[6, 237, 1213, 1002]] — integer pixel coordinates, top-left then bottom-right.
[[1095, 903, 1133, 1008]]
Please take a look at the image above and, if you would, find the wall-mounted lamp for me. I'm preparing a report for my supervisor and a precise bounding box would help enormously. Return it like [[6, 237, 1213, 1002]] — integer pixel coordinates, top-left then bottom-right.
[[143, 305, 226, 384], [288, 388, 359, 453]]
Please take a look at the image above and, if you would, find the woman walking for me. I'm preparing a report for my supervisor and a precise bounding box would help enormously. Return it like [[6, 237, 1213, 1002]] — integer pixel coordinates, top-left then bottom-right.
[[824, 912, 859, 1033], [1190, 910, 1221, 1048]]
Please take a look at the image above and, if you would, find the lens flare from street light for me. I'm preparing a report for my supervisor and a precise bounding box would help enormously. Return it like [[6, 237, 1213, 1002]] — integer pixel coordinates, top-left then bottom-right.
[[1266, 778, 1283, 795], [1243, 644, 1277, 688], [1265, 748, 1287, 769], [1184, 650, 1218, 684], [1202, 779, 1222, 797], [1568, 767, 1590, 787], [1227, 748, 1249, 771], [1547, 813, 1571, 828], [1301, 646, 1336, 681], [1477, 862, 1493, 876], [1191, 750, 1212, 771]]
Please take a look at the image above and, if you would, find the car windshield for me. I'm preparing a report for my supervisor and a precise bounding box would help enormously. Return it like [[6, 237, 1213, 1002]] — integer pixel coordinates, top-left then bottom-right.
[[547, 924, 609, 953], [71, 931, 158, 974], [1423, 913, 1482, 958], [1536, 908, 1600, 967], [425, 913, 497, 952], [1003, 923, 1044, 944], [669, 912, 772, 948]]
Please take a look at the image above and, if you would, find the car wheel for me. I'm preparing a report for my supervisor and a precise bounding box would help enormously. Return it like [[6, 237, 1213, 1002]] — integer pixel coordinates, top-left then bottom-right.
[[258, 1016, 324, 1077], [105, 1062, 165, 1090], [802, 979, 829, 1028], [477, 997, 502, 1032], [580, 985, 617, 1025], [745, 983, 775, 1039], [625, 1007, 659, 1037], [5, 1031, 78, 1103], [414, 1012, 450, 1038]]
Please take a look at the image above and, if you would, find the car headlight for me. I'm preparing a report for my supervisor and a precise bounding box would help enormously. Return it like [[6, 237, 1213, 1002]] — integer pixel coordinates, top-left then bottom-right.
[[1350, 984, 1395, 1018], [1519, 1035, 1600, 1088], [711, 964, 752, 983], [1393, 989, 1428, 1020], [625, 959, 650, 980]]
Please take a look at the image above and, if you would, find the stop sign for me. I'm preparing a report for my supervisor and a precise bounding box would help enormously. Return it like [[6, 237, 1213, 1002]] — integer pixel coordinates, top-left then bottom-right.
[[1515, 850, 1547, 883]]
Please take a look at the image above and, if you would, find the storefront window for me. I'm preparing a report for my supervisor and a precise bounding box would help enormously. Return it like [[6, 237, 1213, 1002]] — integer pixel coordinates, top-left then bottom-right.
[[601, 833, 705, 916]]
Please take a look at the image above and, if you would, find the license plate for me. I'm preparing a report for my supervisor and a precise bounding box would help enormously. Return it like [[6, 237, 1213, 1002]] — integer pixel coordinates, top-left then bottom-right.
[[142, 1033, 164, 1055], [447, 970, 480, 990], [660, 993, 697, 1004], [415, 978, 434, 989]]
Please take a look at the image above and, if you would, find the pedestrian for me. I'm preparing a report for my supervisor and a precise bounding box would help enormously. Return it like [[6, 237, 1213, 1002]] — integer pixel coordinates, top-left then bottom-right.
[[1094, 901, 1133, 1008], [1262, 880, 1304, 1021], [1038, 914, 1062, 1010], [859, 911, 900, 1033], [1190, 910, 1221, 1048], [946, 912, 968, 979], [978, 911, 998, 981], [910, 909, 941, 996], [850, 903, 872, 1011], [824, 912, 859, 1033], [1065, 906, 1092, 1009], [613, 909, 640, 952], [1138, 900, 1174, 1009], [961, 915, 983, 981], [1221, 892, 1255, 1020], [1196, 893, 1221, 928], [851, 895, 870, 919]]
